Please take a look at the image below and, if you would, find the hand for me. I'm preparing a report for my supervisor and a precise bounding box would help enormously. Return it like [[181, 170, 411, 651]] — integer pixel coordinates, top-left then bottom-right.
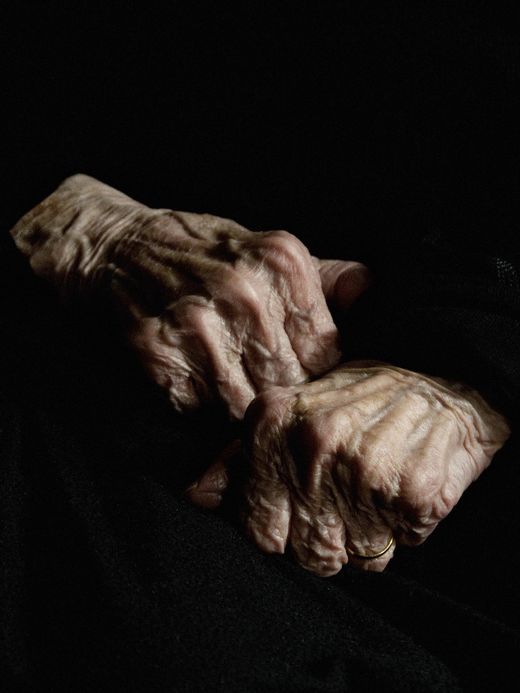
[[10, 174, 371, 419], [188, 361, 510, 575]]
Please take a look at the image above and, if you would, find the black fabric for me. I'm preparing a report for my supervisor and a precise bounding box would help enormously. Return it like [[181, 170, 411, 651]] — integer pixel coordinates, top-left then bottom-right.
[[2, 3, 520, 691]]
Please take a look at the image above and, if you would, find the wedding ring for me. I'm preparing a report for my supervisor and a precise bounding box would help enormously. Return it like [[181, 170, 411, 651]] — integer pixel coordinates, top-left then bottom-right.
[[347, 535, 396, 560]]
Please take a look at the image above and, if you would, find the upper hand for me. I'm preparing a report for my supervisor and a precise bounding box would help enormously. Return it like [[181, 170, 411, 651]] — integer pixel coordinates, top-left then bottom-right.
[[10, 174, 371, 419]]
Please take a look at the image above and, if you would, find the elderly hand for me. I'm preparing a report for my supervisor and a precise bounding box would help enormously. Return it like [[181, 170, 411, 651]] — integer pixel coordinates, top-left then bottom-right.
[[188, 361, 510, 575], [10, 174, 371, 419]]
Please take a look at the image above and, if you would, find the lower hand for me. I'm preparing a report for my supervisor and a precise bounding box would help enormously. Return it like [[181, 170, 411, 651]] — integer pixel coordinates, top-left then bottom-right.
[[188, 361, 510, 575]]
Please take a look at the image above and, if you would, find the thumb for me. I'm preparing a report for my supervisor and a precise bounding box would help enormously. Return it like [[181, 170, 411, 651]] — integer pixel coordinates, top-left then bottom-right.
[[185, 439, 241, 510], [314, 258, 372, 311]]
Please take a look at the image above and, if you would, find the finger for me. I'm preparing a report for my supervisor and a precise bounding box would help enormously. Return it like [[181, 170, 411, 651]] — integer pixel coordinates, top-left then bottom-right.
[[283, 294, 341, 377], [329, 393, 431, 571], [185, 458, 229, 509], [185, 439, 241, 509], [127, 316, 202, 412], [330, 462, 396, 573], [395, 412, 463, 543], [242, 333, 307, 391], [395, 522, 439, 547], [173, 298, 257, 419], [287, 458, 395, 574], [253, 231, 342, 376], [314, 258, 373, 311], [195, 256, 308, 395], [289, 366, 403, 412], [342, 515, 396, 573], [287, 454, 349, 577], [210, 264, 308, 391], [243, 473, 292, 555], [241, 393, 293, 554]]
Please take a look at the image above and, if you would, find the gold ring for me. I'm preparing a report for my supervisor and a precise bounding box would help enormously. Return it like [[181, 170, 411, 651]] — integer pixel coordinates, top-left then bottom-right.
[[347, 535, 396, 560]]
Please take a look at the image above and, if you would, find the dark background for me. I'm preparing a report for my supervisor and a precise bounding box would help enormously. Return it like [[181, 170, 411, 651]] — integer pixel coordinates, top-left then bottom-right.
[[1, 3, 520, 690], [3, 1, 519, 261], [2, 0, 520, 616]]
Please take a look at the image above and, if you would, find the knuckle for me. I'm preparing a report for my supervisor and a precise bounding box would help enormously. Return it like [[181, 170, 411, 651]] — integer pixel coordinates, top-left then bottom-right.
[[398, 481, 434, 521], [397, 456, 450, 522], [295, 416, 330, 459], [245, 513, 287, 554], [326, 406, 355, 440], [259, 230, 310, 272], [215, 266, 261, 309], [175, 297, 211, 330], [245, 387, 294, 429], [364, 468, 399, 505], [216, 264, 241, 292], [352, 448, 400, 503], [431, 483, 460, 520], [163, 368, 202, 413], [400, 522, 438, 546]]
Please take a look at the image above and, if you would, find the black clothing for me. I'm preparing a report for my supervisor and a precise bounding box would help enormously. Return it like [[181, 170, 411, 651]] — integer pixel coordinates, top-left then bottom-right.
[[2, 3, 519, 691]]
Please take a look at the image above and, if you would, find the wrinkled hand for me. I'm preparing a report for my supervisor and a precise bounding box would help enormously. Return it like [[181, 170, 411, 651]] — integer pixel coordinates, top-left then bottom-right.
[[188, 361, 510, 574], [10, 174, 371, 419]]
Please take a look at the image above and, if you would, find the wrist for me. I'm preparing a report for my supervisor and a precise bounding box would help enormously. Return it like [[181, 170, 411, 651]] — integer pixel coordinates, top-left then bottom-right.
[[9, 174, 181, 295]]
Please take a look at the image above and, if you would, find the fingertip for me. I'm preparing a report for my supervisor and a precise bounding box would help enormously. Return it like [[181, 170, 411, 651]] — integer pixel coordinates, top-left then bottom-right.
[[185, 483, 224, 510], [242, 493, 291, 555], [347, 554, 393, 572], [184, 458, 230, 509], [299, 549, 349, 577], [333, 264, 373, 310], [245, 518, 288, 554], [396, 523, 437, 547], [289, 506, 349, 577], [317, 259, 373, 311]]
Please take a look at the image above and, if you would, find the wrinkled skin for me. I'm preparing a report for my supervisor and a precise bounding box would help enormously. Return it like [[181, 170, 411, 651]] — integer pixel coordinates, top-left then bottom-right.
[[10, 174, 371, 419], [188, 361, 510, 575], [13, 176, 509, 578]]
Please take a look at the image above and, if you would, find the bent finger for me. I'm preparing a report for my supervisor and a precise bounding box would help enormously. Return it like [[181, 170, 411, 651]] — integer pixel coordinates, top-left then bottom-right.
[[242, 474, 292, 555], [173, 299, 257, 419], [283, 448, 348, 577], [254, 231, 342, 375], [314, 258, 373, 311], [330, 468, 396, 572], [128, 316, 203, 412], [395, 521, 439, 547], [289, 499, 348, 577], [241, 394, 294, 554], [337, 492, 397, 572], [344, 530, 397, 572], [209, 264, 308, 395], [185, 439, 241, 509]]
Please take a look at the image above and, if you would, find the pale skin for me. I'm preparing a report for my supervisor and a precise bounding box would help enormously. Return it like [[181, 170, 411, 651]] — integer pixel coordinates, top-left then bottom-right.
[[10, 174, 370, 419], [10, 174, 511, 575], [188, 362, 510, 575]]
